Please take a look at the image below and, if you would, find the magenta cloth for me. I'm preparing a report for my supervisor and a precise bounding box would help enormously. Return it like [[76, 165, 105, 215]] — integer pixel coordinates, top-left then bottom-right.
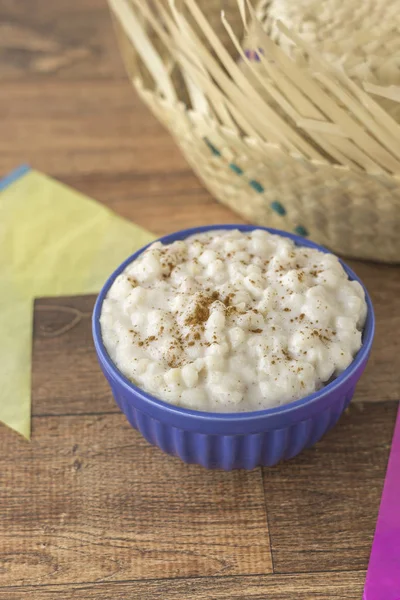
[[364, 404, 400, 600]]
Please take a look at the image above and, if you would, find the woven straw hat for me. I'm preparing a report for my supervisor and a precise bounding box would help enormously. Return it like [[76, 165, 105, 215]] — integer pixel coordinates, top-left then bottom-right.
[[258, 0, 400, 121], [109, 0, 400, 262]]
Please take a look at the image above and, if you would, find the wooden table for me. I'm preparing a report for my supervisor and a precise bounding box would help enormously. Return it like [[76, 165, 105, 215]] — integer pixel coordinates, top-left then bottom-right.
[[1, 1, 400, 598]]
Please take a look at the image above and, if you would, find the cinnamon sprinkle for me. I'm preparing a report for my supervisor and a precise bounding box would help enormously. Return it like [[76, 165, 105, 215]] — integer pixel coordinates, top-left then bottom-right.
[[184, 291, 219, 327]]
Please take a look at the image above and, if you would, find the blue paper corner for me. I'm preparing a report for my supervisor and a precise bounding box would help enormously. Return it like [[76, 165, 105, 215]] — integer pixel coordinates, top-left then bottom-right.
[[0, 165, 31, 192]]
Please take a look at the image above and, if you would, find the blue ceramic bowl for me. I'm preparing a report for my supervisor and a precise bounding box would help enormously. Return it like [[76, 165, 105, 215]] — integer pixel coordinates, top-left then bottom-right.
[[92, 225, 375, 470]]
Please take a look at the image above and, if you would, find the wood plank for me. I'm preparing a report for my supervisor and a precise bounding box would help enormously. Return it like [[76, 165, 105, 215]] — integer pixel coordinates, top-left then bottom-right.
[[0, 571, 365, 599], [0, 414, 272, 587], [29, 294, 398, 589], [0, 0, 246, 84], [264, 401, 397, 573], [0, 80, 241, 239], [1, 0, 399, 596], [0, 78, 241, 232], [31, 295, 112, 415], [0, 0, 125, 80], [347, 260, 400, 403], [0, 81, 185, 179], [0, 79, 242, 235]]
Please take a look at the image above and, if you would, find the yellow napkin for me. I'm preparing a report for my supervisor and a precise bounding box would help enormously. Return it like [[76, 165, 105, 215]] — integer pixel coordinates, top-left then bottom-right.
[[0, 166, 155, 438]]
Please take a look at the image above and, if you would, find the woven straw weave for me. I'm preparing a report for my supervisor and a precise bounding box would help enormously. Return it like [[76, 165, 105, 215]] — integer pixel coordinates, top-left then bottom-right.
[[109, 0, 400, 262], [259, 0, 400, 122]]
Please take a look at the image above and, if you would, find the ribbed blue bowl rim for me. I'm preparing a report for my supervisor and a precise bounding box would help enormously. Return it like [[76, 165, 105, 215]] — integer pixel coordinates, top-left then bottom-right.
[[92, 225, 375, 434]]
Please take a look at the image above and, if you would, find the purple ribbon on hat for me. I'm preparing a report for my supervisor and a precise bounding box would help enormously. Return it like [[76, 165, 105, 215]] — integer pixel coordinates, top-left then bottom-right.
[[243, 48, 265, 61], [364, 404, 400, 600]]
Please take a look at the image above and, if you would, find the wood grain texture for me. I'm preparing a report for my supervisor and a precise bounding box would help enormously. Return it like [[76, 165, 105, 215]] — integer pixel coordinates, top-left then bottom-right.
[[0, 0, 240, 233], [0, 79, 241, 233], [0, 80, 183, 177], [0, 0, 125, 80], [32, 295, 113, 415], [21, 294, 397, 597], [263, 401, 397, 573], [0, 412, 272, 587], [0, 0, 238, 82], [0, 572, 365, 599], [1, 0, 400, 596], [348, 261, 400, 403]]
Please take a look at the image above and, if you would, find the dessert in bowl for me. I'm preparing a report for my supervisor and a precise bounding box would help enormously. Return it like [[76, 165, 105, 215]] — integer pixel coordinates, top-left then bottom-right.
[[93, 225, 374, 470]]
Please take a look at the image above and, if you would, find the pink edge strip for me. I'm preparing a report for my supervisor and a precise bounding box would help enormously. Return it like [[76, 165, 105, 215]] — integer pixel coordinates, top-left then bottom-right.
[[364, 403, 400, 600]]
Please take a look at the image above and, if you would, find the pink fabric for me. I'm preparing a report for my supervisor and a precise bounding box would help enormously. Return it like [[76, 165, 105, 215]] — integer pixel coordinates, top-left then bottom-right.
[[364, 404, 400, 600]]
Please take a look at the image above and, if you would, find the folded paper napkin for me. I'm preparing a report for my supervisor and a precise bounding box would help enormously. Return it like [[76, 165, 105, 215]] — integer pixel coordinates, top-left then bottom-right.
[[0, 166, 154, 438]]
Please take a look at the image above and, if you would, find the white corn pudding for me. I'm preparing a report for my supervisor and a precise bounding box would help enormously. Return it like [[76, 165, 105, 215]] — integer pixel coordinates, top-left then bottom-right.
[[100, 229, 367, 412]]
